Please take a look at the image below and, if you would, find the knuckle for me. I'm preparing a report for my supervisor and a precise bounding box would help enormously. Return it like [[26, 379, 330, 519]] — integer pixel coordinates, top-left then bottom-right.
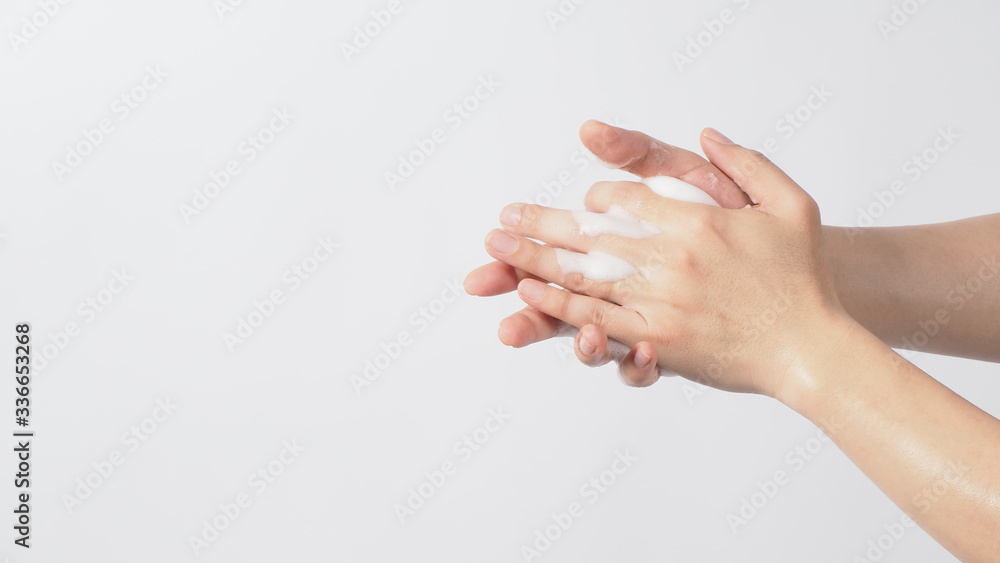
[[522, 244, 543, 270], [589, 304, 608, 328], [585, 181, 611, 210], [563, 272, 589, 292], [791, 195, 821, 222], [610, 277, 635, 302], [612, 182, 643, 210], [687, 208, 720, 238], [738, 149, 771, 179], [567, 272, 615, 301], [519, 204, 543, 230], [668, 246, 698, 275], [745, 149, 772, 168], [554, 290, 573, 320]]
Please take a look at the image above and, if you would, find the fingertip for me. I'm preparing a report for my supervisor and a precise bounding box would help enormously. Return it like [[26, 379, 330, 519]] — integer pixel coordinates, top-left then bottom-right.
[[581, 120, 624, 160], [701, 127, 735, 146], [497, 319, 516, 347], [618, 343, 660, 388], [497, 311, 534, 348], [498, 316, 531, 348], [462, 272, 476, 296], [579, 119, 607, 138], [578, 326, 597, 356], [634, 348, 653, 369], [575, 325, 614, 368]]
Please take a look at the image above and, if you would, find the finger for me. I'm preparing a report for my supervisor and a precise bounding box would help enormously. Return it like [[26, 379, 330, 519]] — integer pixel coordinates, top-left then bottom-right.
[[618, 341, 661, 388], [485, 230, 630, 301], [699, 128, 813, 216], [464, 261, 537, 297], [502, 202, 658, 259], [580, 120, 752, 209], [498, 305, 564, 348], [516, 278, 646, 346], [583, 181, 709, 230], [574, 324, 615, 367], [501, 203, 596, 253]]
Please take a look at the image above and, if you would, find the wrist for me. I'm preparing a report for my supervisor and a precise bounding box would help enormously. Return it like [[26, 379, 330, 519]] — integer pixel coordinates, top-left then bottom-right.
[[772, 307, 875, 415]]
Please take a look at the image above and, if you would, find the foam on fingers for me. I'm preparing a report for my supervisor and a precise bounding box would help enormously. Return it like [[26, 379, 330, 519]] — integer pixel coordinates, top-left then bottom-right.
[[553, 248, 637, 283], [641, 175, 721, 207], [571, 205, 660, 239]]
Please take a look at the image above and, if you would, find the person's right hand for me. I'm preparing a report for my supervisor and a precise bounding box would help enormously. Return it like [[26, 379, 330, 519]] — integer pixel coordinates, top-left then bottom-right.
[[464, 120, 753, 381]]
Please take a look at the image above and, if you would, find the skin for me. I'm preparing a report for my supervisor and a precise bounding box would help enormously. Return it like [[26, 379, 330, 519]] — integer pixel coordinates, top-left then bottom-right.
[[465, 121, 1000, 380], [465, 122, 1000, 561]]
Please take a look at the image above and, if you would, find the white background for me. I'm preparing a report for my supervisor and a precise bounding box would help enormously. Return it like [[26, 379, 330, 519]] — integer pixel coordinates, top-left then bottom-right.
[[1, 0, 998, 561]]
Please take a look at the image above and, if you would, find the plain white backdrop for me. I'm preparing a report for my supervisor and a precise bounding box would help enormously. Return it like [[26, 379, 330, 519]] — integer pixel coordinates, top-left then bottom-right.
[[1, 0, 998, 561]]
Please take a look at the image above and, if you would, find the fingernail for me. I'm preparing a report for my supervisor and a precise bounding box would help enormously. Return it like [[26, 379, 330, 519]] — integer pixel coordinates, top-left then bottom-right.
[[703, 128, 734, 145], [487, 230, 517, 254], [579, 330, 596, 355], [501, 204, 521, 227], [519, 279, 545, 301], [634, 350, 652, 369]]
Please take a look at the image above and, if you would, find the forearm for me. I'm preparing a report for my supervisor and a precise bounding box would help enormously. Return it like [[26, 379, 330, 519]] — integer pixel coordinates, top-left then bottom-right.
[[781, 312, 1000, 563], [823, 216, 1000, 362]]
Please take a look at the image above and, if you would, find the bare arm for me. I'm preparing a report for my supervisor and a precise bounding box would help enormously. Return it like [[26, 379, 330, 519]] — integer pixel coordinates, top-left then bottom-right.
[[465, 121, 1000, 368], [474, 129, 1000, 560], [783, 310, 1000, 562], [825, 218, 1000, 362]]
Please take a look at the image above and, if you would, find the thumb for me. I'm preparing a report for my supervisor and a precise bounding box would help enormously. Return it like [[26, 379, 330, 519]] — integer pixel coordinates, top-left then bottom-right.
[[699, 128, 812, 217]]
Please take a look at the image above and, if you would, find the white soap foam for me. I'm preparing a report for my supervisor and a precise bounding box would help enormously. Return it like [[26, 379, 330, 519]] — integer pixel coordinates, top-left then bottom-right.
[[547, 175, 715, 381], [572, 205, 660, 239], [554, 248, 636, 283], [641, 176, 720, 207]]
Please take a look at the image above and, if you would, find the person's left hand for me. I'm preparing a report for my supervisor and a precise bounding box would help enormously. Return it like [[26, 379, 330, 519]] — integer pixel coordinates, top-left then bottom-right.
[[475, 129, 846, 398], [465, 120, 752, 381]]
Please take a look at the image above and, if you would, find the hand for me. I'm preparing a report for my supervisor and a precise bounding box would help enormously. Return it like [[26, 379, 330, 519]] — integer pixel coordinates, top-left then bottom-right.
[[481, 128, 846, 399], [464, 120, 753, 380]]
